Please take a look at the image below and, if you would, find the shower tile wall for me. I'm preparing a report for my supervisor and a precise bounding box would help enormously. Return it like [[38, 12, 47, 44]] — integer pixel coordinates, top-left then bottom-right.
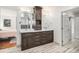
[[63, 15, 71, 45], [74, 17, 79, 39]]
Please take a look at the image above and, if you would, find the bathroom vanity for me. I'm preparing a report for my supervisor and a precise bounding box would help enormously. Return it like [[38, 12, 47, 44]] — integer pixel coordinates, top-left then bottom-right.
[[21, 30, 54, 50], [18, 6, 54, 51]]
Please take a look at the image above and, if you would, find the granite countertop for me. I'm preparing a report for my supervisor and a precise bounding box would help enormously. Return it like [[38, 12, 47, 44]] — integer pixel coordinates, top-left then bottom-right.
[[20, 29, 53, 33]]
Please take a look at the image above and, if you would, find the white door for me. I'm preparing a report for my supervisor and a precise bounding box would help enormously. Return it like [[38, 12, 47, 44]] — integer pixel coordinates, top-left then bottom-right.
[[62, 15, 72, 45]]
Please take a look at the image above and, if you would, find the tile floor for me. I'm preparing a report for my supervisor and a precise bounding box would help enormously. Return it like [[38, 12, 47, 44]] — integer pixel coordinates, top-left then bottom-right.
[[0, 41, 79, 53]]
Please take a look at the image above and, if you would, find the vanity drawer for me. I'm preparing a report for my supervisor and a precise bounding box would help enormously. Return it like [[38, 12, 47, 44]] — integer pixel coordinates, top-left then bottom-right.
[[28, 39, 41, 48], [22, 33, 35, 38]]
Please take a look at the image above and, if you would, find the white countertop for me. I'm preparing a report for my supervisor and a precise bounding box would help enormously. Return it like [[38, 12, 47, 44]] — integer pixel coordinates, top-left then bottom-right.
[[20, 29, 53, 33]]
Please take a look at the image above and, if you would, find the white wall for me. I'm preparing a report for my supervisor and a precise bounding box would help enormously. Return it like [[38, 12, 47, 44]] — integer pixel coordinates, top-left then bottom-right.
[[0, 7, 18, 32]]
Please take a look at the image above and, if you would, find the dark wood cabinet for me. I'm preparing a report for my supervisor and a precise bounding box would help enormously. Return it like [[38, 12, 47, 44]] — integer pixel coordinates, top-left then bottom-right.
[[21, 36, 28, 49], [21, 30, 54, 51], [33, 6, 42, 30]]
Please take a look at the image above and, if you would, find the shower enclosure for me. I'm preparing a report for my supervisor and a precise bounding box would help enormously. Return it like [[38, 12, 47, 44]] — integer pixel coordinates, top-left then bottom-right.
[[61, 7, 79, 46], [62, 12, 72, 45]]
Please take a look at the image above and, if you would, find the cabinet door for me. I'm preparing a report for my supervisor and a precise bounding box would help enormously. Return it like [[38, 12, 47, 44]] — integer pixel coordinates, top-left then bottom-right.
[[28, 38, 35, 48], [28, 33, 41, 48], [40, 31, 53, 44], [21, 37, 28, 50], [46, 31, 53, 42], [33, 6, 42, 30], [36, 9, 42, 20]]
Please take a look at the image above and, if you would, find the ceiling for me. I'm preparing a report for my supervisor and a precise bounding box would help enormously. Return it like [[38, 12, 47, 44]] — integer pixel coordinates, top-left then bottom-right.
[[64, 7, 79, 15]]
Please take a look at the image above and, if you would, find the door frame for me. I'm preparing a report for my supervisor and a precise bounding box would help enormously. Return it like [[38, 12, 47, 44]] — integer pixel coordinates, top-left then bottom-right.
[[61, 11, 64, 46]]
